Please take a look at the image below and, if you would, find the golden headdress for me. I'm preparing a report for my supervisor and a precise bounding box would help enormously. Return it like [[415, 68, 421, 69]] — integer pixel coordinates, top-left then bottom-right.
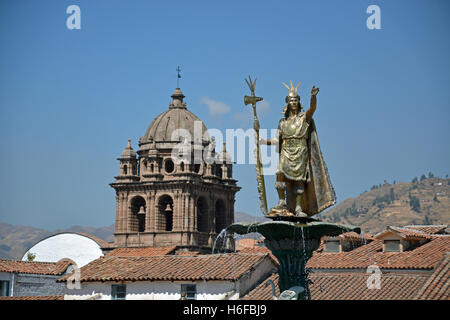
[[282, 80, 301, 97], [281, 80, 302, 114]]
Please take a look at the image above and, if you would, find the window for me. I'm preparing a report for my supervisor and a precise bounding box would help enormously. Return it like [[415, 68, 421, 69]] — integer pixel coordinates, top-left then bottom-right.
[[111, 284, 126, 300], [324, 240, 340, 252], [164, 159, 174, 173], [0, 280, 10, 296], [216, 166, 223, 178], [384, 240, 401, 252], [181, 284, 196, 300]]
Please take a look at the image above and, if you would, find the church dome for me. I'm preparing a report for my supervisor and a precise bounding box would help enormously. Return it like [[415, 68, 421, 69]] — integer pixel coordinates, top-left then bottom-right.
[[141, 88, 209, 146]]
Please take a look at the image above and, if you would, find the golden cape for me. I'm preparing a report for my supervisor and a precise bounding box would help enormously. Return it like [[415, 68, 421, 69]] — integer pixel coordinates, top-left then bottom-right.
[[278, 119, 337, 216]]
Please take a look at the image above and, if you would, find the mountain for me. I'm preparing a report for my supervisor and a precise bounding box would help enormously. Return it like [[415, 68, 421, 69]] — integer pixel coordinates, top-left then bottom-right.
[[0, 223, 51, 260], [317, 177, 450, 234], [234, 211, 268, 224], [54, 225, 115, 242]]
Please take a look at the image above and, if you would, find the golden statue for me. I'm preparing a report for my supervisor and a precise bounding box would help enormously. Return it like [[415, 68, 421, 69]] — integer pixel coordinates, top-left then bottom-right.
[[261, 81, 336, 218]]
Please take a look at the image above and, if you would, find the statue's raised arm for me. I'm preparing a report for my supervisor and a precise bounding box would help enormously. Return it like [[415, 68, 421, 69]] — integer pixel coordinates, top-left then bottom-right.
[[306, 86, 319, 121]]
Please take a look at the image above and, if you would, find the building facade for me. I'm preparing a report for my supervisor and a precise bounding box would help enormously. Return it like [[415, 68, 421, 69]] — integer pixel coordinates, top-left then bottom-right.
[[110, 88, 240, 251], [60, 253, 278, 300], [0, 258, 75, 297]]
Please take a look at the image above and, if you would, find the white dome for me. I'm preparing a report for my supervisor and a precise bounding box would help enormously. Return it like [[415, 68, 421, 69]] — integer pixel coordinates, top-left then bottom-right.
[[22, 233, 105, 267]]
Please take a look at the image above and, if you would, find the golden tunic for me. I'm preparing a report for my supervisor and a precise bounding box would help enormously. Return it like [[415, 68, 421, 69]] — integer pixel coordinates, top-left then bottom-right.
[[277, 112, 310, 181]]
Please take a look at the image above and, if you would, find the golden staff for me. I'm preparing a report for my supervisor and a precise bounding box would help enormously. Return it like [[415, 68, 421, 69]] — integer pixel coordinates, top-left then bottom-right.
[[244, 76, 268, 216]]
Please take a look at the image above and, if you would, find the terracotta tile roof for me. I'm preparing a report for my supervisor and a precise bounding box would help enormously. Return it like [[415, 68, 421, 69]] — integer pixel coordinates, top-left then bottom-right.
[[0, 295, 64, 300], [325, 231, 372, 242], [106, 246, 177, 257], [55, 258, 77, 273], [243, 272, 429, 300], [375, 226, 431, 240], [310, 272, 428, 300], [404, 225, 448, 235], [75, 233, 112, 248], [58, 252, 276, 283], [414, 253, 450, 300], [340, 231, 367, 241], [239, 246, 279, 267], [307, 236, 450, 270], [0, 258, 74, 275], [242, 272, 280, 300], [236, 238, 259, 251], [174, 251, 201, 256]]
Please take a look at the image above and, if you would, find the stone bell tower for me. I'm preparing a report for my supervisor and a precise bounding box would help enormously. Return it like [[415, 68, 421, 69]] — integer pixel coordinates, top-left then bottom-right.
[[110, 88, 240, 252]]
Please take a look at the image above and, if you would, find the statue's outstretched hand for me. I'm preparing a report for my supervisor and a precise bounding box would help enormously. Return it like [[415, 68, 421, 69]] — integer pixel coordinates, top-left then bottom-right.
[[311, 86, 320, 96]]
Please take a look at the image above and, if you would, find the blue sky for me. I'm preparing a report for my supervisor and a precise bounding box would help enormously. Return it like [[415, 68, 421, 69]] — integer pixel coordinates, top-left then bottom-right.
[[0, 0, 449, 230]]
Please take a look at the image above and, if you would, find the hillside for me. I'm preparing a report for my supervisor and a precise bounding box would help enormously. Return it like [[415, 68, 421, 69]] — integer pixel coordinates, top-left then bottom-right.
[[0, 224, 52, 260], [317, 177, 450, 234], [235, 211, 268, 224]]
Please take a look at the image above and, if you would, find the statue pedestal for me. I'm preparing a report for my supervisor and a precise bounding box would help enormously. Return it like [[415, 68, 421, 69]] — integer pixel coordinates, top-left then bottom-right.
[[227, 220, 360, 300]]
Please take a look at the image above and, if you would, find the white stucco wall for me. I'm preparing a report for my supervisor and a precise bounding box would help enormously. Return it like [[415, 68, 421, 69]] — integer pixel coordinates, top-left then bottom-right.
[[64, 280, 240, 300], [22, 233, 104, 267]]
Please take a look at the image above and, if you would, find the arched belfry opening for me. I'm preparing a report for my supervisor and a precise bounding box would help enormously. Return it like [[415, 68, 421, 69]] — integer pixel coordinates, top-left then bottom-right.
[[111, 87, 240, 251], [215, 199, 227, 233], [197, 197, 209, 233], [130, 196, 146, 232], [157, 195, 173, 232]]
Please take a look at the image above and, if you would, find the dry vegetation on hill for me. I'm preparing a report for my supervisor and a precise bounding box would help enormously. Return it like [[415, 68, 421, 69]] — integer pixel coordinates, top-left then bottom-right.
[[317, 176, 450, 235]]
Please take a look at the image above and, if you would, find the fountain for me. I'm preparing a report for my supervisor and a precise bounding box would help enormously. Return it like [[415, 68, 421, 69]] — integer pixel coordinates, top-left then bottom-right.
[[227, 218, 360, 300], [229, 76, 361, 300]]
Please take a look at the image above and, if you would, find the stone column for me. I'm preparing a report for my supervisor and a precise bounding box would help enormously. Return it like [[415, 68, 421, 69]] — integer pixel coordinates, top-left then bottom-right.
[[173, 192, 181, 231], [152, 194, 159, 231], [191, 194, 196, 232], [114, 194, 120, 233], [210, 193, 216, 233], [120, 193, 128, 233], [126, 196, 132, 233], [222, 165, 228, 179], [182, 193, 187, 231], [145, 192, 155, 232]]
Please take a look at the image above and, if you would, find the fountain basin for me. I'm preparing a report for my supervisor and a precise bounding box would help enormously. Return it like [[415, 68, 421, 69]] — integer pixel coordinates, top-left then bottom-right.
[[227, 220, 360, 299], [227, 220, 360, 241]]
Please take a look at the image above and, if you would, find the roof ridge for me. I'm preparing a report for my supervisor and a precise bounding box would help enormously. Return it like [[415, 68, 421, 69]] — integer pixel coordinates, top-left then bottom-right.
[[398, 226, 430, 234], [101, 252, 267, 259], [431, 234, 450, 238], [0, 258, 57, 265], [406, 225, 448, 227]]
